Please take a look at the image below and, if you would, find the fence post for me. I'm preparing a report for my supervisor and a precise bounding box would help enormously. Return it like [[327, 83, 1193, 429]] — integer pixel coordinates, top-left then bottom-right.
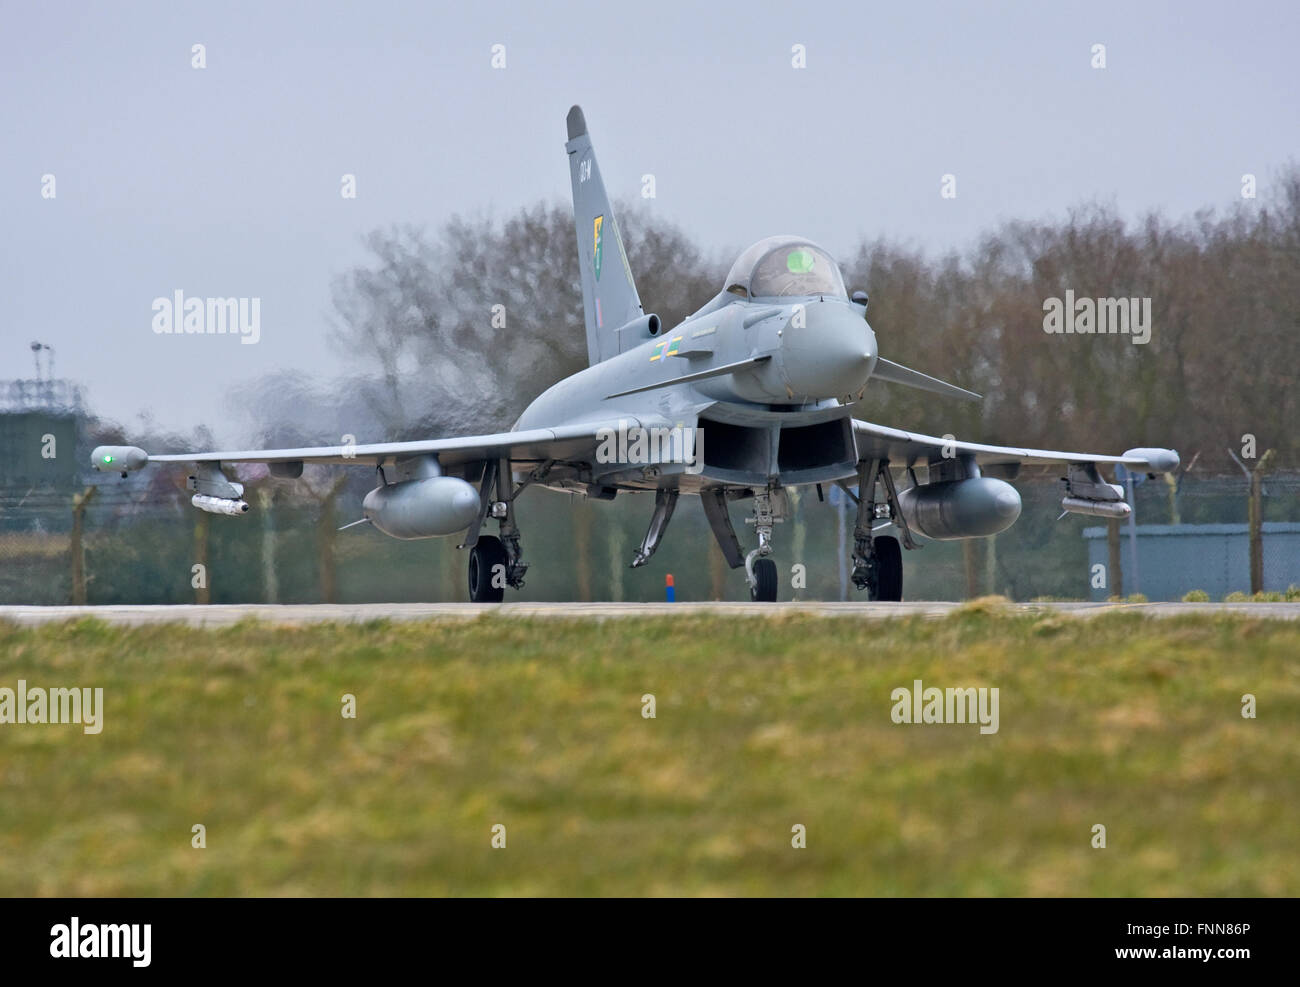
[[70, 485, 96, 604], [984, 535, 999, 597], [193, 510, 210, 604], [1107, 518, 1123, 599], [1230, 447, 1275, 595], [1249, 449, 1276, 593], [574, 496, 592, 602], [962, 538, 980, 599], [259, 485, 278, 604], [316, 475, 348, 603]]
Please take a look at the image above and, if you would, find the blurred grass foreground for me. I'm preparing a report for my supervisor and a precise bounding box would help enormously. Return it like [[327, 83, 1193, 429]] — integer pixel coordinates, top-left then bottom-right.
[[1, 608, 1295, 896]]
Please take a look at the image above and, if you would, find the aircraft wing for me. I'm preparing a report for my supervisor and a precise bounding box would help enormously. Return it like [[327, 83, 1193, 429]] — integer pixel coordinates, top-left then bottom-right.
[[92, 419, 642, 474], [851, 419, 1180, 474]]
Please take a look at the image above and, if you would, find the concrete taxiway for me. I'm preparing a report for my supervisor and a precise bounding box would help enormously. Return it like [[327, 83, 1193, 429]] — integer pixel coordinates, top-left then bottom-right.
[[1, 601, 1298, 626]]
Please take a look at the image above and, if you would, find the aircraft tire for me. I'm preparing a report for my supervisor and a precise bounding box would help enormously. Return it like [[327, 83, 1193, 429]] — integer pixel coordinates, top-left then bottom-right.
[[871, 535, 903, 601], [468, 535, 507, 603], [750, 557, 779, 602]]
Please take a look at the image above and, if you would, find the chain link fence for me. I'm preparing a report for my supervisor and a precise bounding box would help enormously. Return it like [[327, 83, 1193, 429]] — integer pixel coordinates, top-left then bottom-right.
[[2, 467, 1295, 604]]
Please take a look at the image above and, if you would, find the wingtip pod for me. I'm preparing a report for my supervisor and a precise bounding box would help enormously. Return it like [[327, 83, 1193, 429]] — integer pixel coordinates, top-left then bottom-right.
[[90, 445, 148, 472], [1123, 448, 1180, 473], [566, 105, 587, 140]]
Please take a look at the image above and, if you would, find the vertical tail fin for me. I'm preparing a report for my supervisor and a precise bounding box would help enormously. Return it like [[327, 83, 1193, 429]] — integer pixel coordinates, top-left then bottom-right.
[[565, 105, 643, 364]]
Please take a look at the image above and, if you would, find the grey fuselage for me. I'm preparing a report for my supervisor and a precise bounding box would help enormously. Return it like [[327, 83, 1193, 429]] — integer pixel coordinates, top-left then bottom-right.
[[515, 291, 878, 494]]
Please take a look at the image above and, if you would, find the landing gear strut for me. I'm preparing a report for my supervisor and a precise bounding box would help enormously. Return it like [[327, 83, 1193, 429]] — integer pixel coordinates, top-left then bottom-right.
[[744, 487, 787, 602]]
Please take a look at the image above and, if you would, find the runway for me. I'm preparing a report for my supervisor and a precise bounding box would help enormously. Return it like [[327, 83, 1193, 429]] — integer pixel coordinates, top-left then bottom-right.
[[2, 601, 1298, 626]]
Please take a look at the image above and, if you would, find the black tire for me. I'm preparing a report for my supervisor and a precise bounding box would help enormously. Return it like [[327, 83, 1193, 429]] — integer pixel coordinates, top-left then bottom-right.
[[750, 557, 779, 602], [870, 535, 903, 602], [468, 535, 507, 603]]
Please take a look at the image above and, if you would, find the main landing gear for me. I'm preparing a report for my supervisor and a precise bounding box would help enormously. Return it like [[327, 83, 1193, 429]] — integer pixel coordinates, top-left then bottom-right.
[[462, 459, 531, 603], [466, 459, 914, 605], [845, 458, 914, 602]]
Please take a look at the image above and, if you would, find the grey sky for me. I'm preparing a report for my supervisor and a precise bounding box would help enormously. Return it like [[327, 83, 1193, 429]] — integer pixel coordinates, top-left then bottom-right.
[[3, 0, 1296, 442]]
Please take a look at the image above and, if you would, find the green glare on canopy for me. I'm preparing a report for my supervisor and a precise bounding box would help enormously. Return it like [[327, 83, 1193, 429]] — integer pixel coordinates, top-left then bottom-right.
[[786, 249, 815, 274], [102, 455, 114, 464]]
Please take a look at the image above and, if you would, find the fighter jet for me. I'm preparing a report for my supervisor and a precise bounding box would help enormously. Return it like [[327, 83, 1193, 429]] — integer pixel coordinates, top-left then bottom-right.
[[92, 105, 1179, 603]]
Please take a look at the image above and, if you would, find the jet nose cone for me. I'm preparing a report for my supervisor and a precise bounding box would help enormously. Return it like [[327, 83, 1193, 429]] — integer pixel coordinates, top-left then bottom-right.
[[779, 301, 878, 399]]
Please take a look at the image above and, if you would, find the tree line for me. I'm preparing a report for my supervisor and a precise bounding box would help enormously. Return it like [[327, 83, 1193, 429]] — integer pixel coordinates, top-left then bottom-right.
[[318, 167, 1298, 474]]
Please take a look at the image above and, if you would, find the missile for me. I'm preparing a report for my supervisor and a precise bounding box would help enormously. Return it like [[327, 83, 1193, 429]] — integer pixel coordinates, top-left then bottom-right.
[[1060, 496, 1131, 519], [191, 494, 250, 516]]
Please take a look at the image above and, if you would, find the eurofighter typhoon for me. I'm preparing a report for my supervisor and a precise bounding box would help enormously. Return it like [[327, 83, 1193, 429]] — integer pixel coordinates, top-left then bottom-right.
[[92, 106, 1179, 602]]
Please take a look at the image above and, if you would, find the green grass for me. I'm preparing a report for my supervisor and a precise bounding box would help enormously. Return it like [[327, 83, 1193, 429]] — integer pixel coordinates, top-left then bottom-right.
[[1, 609, 1296, 896]]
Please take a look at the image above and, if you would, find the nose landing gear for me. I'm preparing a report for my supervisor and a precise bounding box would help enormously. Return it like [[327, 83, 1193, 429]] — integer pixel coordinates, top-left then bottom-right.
[[744, 487, 787, 602]]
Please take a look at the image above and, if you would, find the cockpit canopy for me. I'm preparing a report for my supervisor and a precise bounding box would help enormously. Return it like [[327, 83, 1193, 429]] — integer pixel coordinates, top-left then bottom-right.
[[724, 236, 846, 299]]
